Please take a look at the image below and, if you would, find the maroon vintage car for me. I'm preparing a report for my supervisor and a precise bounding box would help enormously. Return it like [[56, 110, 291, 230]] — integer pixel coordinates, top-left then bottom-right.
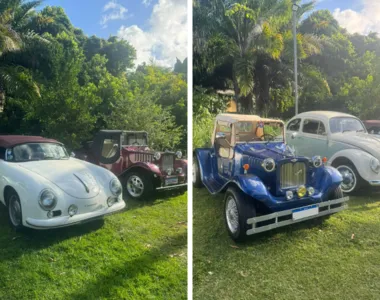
[[363, 120, 380, 136], [76, 130, 187, 199]]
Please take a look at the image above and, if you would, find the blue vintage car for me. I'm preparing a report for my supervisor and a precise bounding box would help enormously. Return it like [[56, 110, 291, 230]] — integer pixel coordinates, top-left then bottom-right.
[[193, 114, 349, 241]]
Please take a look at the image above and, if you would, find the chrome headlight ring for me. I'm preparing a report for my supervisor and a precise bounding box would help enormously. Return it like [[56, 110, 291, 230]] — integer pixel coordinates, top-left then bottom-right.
[[370, 157, 380, 173], [109, 178, 122, 196], [262, 158, 276, 172], [154, 152, 161, 160], [39, 189, 57, 211], [176, 151, 183, 159], [312, 156, 323, 168]]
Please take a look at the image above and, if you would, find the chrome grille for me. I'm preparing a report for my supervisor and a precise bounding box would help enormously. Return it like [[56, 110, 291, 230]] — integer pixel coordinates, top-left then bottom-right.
[[280, 162, 306, 189], [129, 153, 153, 163], [162, 154, 174, 171]]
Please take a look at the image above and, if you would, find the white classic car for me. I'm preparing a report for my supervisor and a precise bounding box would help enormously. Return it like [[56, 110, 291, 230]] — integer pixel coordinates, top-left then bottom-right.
[[0, 135, 126, 230], [285, 111, 380, 194]]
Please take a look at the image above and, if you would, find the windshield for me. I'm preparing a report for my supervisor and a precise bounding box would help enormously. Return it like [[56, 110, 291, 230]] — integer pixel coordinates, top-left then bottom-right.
[[329, 117, 366, 134], [236, 121, 284, 143], [122, 132, 148, 146], [6, 143, 69, 162]]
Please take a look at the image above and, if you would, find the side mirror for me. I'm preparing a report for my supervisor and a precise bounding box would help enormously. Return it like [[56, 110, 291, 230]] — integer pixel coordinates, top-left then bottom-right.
[[70, 152, 76, 158], [216, 132, 226, 140]]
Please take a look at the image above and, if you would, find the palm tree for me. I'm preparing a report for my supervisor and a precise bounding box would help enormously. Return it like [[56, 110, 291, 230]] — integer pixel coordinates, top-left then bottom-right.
[[0, 0, 43, 112], [194, 0, 322, 114]]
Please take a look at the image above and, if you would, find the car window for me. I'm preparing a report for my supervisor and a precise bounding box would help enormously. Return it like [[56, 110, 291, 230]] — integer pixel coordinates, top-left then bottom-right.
[[303, 119, 326, 135], [102, 138, 119, 158], [287, 118, 301, 131], [0, 147, 5, 160], [216, 121, 232, 144]]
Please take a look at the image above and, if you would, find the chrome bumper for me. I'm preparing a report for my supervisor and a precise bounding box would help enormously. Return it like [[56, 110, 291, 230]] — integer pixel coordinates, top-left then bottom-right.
[[25, 201, 126, 229], [369, 180, 380, 186], [246, 197, 349, 235]]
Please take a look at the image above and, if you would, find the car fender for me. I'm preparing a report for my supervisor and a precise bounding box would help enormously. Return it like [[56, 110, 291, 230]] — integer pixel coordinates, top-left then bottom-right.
[[327, 148, 375, 182], [232, 174, 269, 201], [120, 162, 162, 177], [194, 148, 213, 182]]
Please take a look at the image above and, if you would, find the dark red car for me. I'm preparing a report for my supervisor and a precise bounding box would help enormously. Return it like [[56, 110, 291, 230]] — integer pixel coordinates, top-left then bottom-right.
[[76, 130, 187, 199]]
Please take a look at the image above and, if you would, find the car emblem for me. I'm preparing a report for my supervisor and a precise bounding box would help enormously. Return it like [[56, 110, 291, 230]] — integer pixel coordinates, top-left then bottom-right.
[[291, 159, 297, 163], [295, 169, 303, 176]]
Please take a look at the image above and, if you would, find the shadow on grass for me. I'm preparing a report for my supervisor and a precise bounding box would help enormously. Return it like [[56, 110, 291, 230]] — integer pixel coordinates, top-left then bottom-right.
[[0, 204, 106, 263], [69, 232, 187, 300]]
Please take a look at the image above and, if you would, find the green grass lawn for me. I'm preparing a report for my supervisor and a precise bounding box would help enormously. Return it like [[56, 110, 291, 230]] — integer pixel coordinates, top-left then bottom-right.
[[0, 191, 187, 300], [193, 188, 380, 300]]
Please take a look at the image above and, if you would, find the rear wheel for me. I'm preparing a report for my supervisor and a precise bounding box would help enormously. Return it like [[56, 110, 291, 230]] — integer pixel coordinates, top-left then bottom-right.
[[7, 190, 24, 231], [224, 187, 256, 242], [193, 156, 202, 188], [123, 172, 153, 200]]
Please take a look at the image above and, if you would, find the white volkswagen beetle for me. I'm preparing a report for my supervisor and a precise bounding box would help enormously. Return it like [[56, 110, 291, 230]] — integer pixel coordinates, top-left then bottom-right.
[[0, 135, 126, 230]]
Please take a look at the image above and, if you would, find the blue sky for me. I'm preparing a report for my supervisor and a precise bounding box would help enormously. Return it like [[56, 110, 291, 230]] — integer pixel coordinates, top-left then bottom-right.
[[39, 0, 188, 68], [41, 0, 155, 38]]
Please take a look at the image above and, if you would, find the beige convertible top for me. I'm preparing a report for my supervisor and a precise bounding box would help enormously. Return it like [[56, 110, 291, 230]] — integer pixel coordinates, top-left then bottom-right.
[[216, 113, 284, 124]]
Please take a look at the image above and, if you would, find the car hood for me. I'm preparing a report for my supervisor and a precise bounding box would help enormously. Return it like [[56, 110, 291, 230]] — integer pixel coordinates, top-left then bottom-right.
[[19, 159, 100, 199], [236, 142, 295, 161], [331, 132, 380, 159]]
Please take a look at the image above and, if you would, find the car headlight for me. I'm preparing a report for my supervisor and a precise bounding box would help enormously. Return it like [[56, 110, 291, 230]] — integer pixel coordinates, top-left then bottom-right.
[[109, 178, 122, 196], [297, 185, 307, 198], [261, 158, 276, 172], [307, 187, 315, 196], [312, 156, 323, 168], [370, 157, 380, 173], [176, 151, 183, 159], [39, 189, 57, 211], [154, 152, 161, 160]]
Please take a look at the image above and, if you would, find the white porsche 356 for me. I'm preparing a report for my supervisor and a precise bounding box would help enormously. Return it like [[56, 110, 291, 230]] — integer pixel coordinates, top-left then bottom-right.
[[0, 135, 125, 230]]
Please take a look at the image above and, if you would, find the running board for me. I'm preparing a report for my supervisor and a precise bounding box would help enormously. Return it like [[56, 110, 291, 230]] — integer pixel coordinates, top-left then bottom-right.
[[246, 197, 349, 235], [156, 183, 188, 190]]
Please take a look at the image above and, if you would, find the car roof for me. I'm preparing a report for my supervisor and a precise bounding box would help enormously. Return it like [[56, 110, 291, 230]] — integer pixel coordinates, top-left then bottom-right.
[[99, 130, 148, 134], [216, 113, 284, 124], [294, 111, 356, 121], [363, 120, 380, 126], [0, 135, 60, 148]]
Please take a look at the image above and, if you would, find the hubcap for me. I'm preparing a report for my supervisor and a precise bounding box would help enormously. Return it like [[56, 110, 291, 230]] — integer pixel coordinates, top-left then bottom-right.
[[9, 195, 21, 226], [126, 175, 144, 198], [226, 196, 239, 234], [337, 165, 356, 193]]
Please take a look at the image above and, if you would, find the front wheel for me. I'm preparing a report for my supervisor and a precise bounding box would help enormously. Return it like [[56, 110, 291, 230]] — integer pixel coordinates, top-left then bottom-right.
[[7, 191, 24, 231], [335, 163, 362, 193], [224, 187, 256, 242], [123, 172, 153, 200]]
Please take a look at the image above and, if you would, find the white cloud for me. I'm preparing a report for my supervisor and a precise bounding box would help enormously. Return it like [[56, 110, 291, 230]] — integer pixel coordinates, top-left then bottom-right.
[[118, 0, 187, 68], [142, 0, 153, 7], [101, 1, 129, 28], [333, 0, 380, 34]]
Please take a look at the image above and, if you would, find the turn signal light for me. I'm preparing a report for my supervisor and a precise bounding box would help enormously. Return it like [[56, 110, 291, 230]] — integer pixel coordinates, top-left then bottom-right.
[[243, 164, 249, 174], [322, 157, 328, 163]]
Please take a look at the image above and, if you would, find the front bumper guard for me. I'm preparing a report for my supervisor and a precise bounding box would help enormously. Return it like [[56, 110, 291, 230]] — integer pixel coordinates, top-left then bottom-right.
[[246, 197, 349, 235], [156, 183, 188, 190]]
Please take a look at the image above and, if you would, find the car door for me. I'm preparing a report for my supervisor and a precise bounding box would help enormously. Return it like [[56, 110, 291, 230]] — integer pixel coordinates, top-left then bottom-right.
[[296, 118, 328, 157], [93, 132, 123, 175], [285, 118, 303, 154], [214, 121, 234, 181]]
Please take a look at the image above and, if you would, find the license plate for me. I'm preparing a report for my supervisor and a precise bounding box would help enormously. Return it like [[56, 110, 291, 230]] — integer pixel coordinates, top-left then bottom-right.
[[292, 204, 318, 220], [165, 177, 179, 185]]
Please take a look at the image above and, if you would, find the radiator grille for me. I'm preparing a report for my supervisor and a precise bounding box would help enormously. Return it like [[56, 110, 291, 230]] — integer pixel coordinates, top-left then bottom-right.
[[162, 154, 174, 171], [280, 162, 306, 189], [129, 153, 153, 163]]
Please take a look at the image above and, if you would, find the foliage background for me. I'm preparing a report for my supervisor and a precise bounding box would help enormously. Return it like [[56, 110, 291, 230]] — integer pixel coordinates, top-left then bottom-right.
[[193, 0, 380, 148], [0, 3, 187, 152]]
